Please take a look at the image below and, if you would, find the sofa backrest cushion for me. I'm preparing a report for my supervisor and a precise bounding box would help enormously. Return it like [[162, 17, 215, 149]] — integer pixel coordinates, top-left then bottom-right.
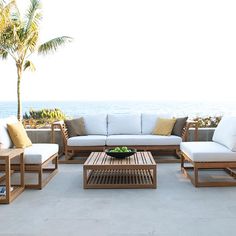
[[141, 113, 171, 134], [108, 114, 141, 135], [0, 116, 18, 149], [83, 114, 107, 135], [212, 116, 236, 151]]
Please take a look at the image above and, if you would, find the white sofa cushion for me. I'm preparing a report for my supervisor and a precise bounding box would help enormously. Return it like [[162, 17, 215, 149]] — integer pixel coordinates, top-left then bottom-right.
[[0, 116, 18, 148], [82, 114, 107, 135], [1, 144, 59, 165], [108, 114, 141, 135], [180, 142, 236, 162], [106, 135, 182, 146], [212, 116, 236, 151], [141, 113, 171, 134], [67, 135, 106, 146]]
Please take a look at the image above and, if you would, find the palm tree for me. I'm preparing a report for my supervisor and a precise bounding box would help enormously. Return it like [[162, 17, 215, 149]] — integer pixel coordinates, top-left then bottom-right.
[[0, 0, 72, 120]]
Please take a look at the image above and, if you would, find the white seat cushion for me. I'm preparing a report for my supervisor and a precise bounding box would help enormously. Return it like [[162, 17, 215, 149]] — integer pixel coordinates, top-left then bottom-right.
[[180, 142, 236, 162], [212, 116, 236, 151], [1, 144, 59, 165], [82, 114, 107, 135], [106, 135, 182, 146], [108, 114, 141, 135], [141, 113, 171, 134], [0, 116, 18, 148], [67, 135, 106, 146]]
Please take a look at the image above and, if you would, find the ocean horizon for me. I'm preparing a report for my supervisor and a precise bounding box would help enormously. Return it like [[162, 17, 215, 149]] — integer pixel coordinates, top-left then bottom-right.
[[0, 100, 236, 119]]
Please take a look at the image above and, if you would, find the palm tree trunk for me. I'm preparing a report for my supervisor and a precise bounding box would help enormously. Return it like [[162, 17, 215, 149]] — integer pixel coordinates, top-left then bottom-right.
[[16, 63, 23, 121]]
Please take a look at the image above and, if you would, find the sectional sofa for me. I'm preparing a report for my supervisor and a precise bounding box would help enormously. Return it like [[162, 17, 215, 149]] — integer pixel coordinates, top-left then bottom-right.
[[52, 113, 197, 162]]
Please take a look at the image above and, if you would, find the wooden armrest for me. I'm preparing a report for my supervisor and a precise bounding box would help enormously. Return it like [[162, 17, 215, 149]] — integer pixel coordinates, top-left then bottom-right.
[[52, 120, 64, 126], [51, 120, 68, 145], [182, 120, 199, 142]]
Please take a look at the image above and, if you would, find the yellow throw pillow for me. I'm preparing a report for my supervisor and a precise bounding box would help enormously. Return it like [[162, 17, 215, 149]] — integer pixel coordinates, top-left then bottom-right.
[[152, 118, 176, 136], [7, 122, 32, 148]]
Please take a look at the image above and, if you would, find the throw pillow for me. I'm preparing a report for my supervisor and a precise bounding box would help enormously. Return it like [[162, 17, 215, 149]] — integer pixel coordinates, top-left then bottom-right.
[[172, 117, 188, 137], [152, 118, 176, 136], [65, 117, 86, 137], [7, 122, 32, 148]]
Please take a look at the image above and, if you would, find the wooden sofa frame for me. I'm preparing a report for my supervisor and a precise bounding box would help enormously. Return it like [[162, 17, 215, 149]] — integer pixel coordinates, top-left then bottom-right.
[[0, 153, 58, 190], [52, 120, 198, 164], [181, 151, 236, 187]]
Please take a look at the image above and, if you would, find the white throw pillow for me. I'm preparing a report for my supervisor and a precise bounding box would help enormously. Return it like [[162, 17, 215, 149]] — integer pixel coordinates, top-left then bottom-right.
[[0, 116, 18, 148], [212, 116, 236, 151], [82, 114, 107, 135], [141, 113, 171, 134], [108, 114, 141, 135]]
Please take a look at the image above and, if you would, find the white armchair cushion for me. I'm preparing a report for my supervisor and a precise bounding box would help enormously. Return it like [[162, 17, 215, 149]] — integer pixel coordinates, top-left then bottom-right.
[[23, 143, 58, 164], [108, 114, 141, 135], [0, 116, 18, 149], [180, 142, 236, 162], [212, 116, 236, 151], [82, 114, 107, 135], [0, 144, 59, 164], [141, 113, 171, 134]]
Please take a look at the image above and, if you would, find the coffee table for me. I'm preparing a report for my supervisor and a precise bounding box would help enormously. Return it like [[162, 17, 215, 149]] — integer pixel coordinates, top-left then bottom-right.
[[83, 151, 157, 189]]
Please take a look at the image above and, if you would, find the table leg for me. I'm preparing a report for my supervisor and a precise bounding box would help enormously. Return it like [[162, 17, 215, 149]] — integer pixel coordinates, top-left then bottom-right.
[[20, 153, 25, 188], [153, 167, 157, 188], [83, 166, 87, 188], [5, 158, 11, 203]]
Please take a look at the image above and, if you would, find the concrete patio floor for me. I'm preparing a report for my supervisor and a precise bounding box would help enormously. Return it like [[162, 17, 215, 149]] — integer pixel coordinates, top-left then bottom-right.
[[1, 163, 236, 236]]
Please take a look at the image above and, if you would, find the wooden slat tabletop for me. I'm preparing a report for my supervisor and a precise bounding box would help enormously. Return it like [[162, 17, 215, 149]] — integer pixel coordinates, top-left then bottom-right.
[[84, 152, 156, 167], [0, 149, 24, 159]]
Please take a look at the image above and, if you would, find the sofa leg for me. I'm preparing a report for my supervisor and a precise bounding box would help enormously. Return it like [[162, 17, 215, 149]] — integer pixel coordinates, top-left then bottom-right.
[[181, 153, 184, 169], [55, 155, 58, 169], [176, 149, 181, 159], [38, 169, 43, 190], [194, 165, 199, 187], [65, 150, 73, 161]]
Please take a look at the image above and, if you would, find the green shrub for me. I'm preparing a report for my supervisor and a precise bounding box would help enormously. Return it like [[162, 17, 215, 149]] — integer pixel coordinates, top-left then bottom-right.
[[23, 108, 67, 128], [193, 116, 222, 128]]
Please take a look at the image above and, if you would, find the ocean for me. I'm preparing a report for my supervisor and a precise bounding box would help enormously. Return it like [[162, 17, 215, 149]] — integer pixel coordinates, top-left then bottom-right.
[[0, 100, 236, 119]]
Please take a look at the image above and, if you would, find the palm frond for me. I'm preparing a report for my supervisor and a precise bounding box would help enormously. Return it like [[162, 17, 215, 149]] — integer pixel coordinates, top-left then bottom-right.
[[0, 0, 13, 32], [26, 31, 38, 52], [0, 0, 5, 9], [24, 0, 41, 34], [24, 60, 35, 71], [1, 1, 19, 21], [38, 36, 72, 55], [0, 0, 21, 58], [0, 48, 8, 59]]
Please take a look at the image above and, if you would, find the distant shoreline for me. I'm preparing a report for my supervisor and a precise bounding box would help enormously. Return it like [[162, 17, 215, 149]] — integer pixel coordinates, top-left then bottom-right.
[[0, 100, 236, 118]]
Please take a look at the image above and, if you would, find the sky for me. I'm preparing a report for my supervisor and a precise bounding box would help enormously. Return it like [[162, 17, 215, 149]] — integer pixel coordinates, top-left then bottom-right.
[[1, 0, 236, 102]]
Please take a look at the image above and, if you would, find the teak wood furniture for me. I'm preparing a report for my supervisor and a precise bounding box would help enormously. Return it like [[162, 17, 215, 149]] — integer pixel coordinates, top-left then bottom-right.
[[0, 149, 58, 190], [180, 116, 236, 187], [51, 120, 198, 163], [0, 149, 24, 204], [83, 151, 157, 189], [181, 152, 236, 187], [23, 153, 58, 190]]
